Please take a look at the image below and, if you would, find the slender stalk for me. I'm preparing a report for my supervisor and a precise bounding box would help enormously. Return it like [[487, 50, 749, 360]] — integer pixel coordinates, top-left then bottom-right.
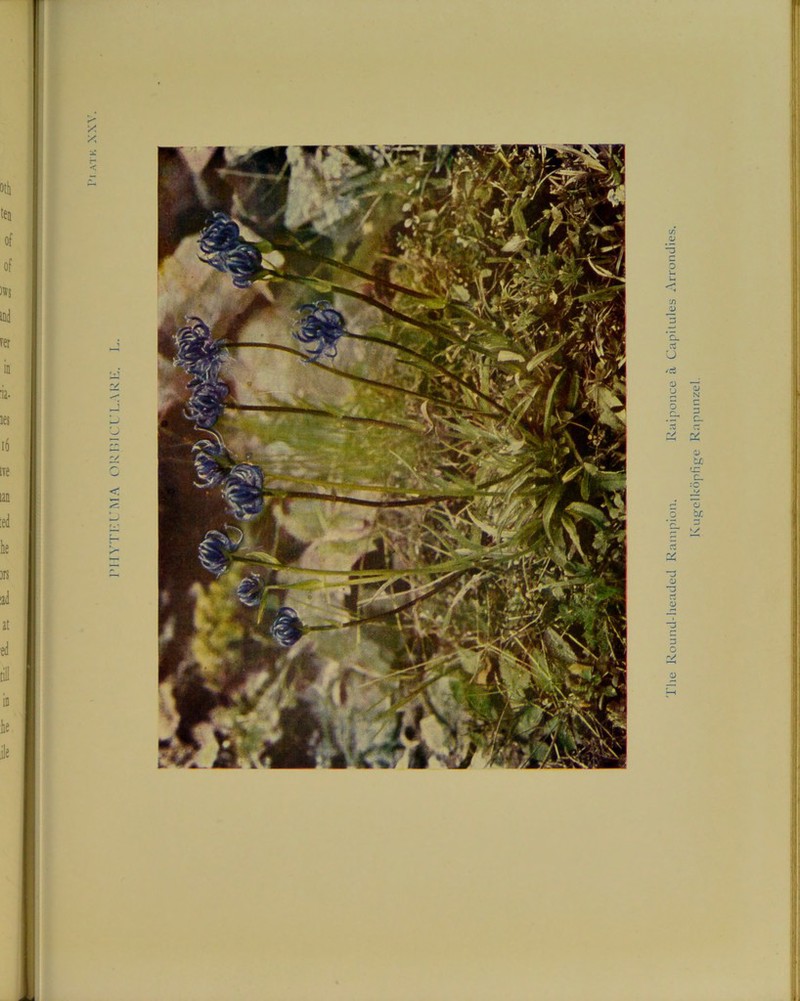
[[231, 546, 522, 596], [261, 470, 486, 499], [258, 265, 494, 358], [345, 331, 513, 419], [257, 238, 434, 302], [262, 487, 440, 509], [240, 574, 458, 706], [307, 571, 466, 631], [224, 401, 417, 433], [377, 253, 510, 332], [475, 456, 540, 490], [231, 552, 480, 583], [262, 239, 514, 345], [229, 340, 502, 420]]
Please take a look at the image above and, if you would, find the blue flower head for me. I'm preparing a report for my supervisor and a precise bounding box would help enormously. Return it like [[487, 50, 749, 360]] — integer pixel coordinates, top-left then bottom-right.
[[236, 572, 265, 608], [199, 212, 242, 257], [185, 376, 229, 429], [223, 463, 265, 520], [293, 301, 347, 361], [192, 433, 232, 488], [198, 526, 243, 577], [207, 242, 264, 288], [198, 211, 263, 289], [174, 316, 228, 380], [270, 606, 304, 648]]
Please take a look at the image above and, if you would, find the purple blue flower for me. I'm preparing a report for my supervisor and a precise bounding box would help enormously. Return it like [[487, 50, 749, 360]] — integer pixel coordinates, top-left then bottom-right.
[[236, 573, 265, 608], [198, 212, 263, 289], [293, 300, 347, 361], [222, 463, 265, 520], [174, 316, 228, 380], [184, 376, 229, 429], [203, 242, 263, 288], [199, 212, 242, 257], [192, 434, 232, 488], [198, 526, 242, 577], [270, 606, 304, 648]]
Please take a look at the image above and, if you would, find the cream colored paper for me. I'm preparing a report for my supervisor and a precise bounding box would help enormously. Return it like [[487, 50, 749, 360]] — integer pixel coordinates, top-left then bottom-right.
[[36, 1, 794, 999]]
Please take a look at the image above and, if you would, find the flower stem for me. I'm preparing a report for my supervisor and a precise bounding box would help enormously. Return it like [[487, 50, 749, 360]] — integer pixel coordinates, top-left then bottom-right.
[[259, 265, 494, 359], [262, 487, 438, 509], [229, 340, 502, 420], [258, 238, 510, 341], [345, 330, 513, 419], [224, 401, 418, 433], [258, 238, 435, 303], [232, 545, 521, 593], [231, 552, 479, 583], [262, 470, 487, 499], [307, 571, 466, 631]]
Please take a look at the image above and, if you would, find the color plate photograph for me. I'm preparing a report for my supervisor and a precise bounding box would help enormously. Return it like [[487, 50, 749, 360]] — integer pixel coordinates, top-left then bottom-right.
[[157, 145, 626, 768]]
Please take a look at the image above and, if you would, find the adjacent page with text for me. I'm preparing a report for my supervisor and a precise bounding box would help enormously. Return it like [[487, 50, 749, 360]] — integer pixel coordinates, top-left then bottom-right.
[[36, 1, 796, 999], [0, 2, 34, 1000]]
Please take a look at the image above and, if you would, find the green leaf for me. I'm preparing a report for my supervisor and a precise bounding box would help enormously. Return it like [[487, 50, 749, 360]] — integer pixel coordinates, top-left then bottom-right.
[[446, 287, 469, 304], [567, 371, 580, 410], [574, 283, 625, 303], [530, 741, 550, 764], [242, 551, 283, 569], [542, 483, 566, 548], [454, 647, 483, 677], [548, 204, 564, 237], [525, 339, 565, 372], [556, 724, 577, 754], [451, 677, 499, 720], [480, 330, 515, 354], [501, 234, 526, 254], [541, 716, 560, 737], [593, 470, 626, 492], [586, 256, 617, 279], [498, 651, 532, 708], [515, 704, 544, 736], [565, 501, 608, 527], [511, 200, 528, 236], [561, 512, 586, 560], [543, 369, 566, 434], [588, 384, 626, 430]]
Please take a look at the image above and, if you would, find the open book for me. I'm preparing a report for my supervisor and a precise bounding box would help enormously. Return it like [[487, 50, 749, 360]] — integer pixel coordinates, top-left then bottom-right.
[[2, 0, 797, 998]]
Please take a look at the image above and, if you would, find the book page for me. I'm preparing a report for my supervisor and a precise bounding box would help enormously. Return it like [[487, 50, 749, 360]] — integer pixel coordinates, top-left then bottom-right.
[[37, 1, 793, 999], [0, 2, 34, 1000]]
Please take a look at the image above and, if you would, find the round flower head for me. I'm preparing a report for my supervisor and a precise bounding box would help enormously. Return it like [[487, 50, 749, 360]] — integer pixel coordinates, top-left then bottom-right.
[[198, 526, 242, 577], [192, 434, 232, 488], [223, 463, 265, 520], [293, 301, 347, 361], [199, 212, 242, 257], [236, 572, 265, 608], [184, 376, 229, 429], [174, 316, 228, 380], [201, 242, 263, 289], [270, 607, 304, 648]]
